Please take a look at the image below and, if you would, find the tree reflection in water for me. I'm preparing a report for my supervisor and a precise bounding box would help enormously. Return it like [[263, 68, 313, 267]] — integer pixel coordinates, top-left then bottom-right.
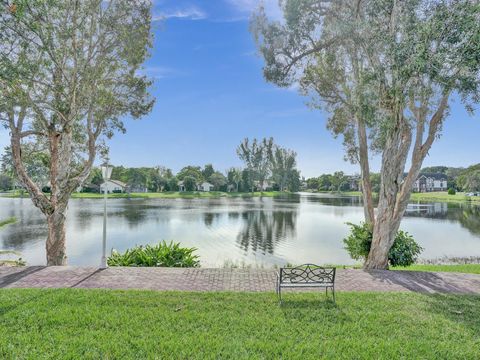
[[236, 210, 297, 255]]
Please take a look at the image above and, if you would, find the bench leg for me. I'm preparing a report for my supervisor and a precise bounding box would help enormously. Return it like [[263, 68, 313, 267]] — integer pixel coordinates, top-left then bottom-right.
[[332, 286, 335, 304], [278, 286, 282, 305]]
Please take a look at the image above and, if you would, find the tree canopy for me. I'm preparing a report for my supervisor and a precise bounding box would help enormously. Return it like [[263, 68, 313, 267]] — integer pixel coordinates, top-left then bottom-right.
[[252, 0, 480, 269]]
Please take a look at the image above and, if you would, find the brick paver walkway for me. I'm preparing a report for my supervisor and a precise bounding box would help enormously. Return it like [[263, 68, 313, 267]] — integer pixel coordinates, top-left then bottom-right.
[[1, 266, 480, 294]]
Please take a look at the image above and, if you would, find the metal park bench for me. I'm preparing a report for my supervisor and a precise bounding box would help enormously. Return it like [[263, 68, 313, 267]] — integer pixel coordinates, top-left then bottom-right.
[[276, 264, 336, 304]]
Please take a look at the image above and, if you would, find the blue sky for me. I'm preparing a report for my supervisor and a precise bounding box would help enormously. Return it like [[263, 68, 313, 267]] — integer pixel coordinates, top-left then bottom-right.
[[1, 0, 479, 178]]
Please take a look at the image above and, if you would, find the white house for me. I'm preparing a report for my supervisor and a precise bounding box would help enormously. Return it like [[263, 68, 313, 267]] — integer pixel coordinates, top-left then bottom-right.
[[413, 173, 447, 192], [100, 179, 126, 193], [197, 182, 214, 192]]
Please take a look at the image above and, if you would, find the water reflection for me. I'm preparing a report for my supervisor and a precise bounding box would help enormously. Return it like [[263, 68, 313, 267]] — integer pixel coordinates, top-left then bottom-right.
[[236, 210, 297, 254], [405, 202, 480, 237], [1, 194, 479, 266]]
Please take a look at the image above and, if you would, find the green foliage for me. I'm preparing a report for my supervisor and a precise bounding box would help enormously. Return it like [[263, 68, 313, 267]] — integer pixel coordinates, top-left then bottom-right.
[[457, 165, 480, 192], [343, 223, 423, 267], [208, 172, 227, 191], [177, 166, 203, 182], [0, 173, 13, 191], [448, 188, 456, 195], [108, 241, 200, 267], [183, 176, 197, 191]]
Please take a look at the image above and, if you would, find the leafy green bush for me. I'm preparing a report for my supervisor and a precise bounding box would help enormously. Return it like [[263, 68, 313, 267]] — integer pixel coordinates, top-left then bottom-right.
[[108, 241, 200, 267], [343, 222, 423, 267], [448, 188, 456, 195]]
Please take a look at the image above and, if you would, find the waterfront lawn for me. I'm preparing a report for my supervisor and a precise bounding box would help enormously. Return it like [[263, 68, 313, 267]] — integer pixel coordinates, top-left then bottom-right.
[[0, 290, 479, 359], [410, 191, 480, 203], [394, 264, 480, 274], [318, 190, 480, 203]]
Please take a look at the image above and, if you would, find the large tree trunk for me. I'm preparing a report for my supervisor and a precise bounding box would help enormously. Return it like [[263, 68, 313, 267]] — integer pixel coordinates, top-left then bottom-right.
[[357, 116, 375, 224], [364, 111, 411, 269], [46, 206, 68, 265]]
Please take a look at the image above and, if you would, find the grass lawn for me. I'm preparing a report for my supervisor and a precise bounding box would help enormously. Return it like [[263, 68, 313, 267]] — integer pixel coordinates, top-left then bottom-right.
[[0, 290, 479, 359], [409, 191, 480, 203], [2, 191, 285, 200], [316, 190, 480, 204], [394, 264, 480, 274]]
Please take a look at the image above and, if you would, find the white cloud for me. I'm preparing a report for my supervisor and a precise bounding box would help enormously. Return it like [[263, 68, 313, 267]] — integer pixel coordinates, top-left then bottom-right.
[[226, 0, 282, 21], [153, 6, 207, 21]]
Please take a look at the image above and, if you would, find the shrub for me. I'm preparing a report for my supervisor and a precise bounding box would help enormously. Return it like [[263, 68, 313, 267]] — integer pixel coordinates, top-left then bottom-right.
[[108, 241, 200, 267], [343, 222, 423, 267], [448, 188, 456, 195]]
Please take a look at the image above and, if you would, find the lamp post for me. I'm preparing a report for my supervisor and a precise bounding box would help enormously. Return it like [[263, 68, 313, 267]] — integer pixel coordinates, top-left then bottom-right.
[[100, 160, 113, 269]]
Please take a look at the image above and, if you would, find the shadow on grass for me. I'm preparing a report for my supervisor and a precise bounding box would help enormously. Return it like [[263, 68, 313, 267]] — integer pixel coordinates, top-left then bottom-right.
[[369, 270, 480, 334]]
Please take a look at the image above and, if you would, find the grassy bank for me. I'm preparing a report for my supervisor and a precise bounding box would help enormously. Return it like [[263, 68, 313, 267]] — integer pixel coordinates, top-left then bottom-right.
[[2, 191, 285, 200], [394, 264, 480, 274], [315, 190, 480, 204], [409, 191, 480, 203], [0, 290, 479, 359]]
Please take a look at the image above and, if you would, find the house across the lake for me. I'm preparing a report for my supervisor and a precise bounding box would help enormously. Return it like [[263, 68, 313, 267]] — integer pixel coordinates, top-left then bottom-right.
[[100, 179, 127, 193], [197, 182, 214, 192], [413, 173, 448, 192]]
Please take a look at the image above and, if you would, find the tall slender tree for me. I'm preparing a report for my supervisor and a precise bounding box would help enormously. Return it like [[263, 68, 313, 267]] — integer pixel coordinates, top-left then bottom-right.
[[252, 0, 480, 268], [0, 0, 154, 265], [237, 137, 273, 191]]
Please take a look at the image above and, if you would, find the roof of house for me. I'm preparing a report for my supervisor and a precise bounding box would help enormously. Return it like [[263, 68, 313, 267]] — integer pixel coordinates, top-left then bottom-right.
[[103, 179, 127, 187], [417, 173, 447, 180], [200, 182, 213, 186]]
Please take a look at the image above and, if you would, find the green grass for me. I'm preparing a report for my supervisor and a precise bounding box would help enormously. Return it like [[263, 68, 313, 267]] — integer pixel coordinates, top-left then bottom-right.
[[2, 190, 285, 199], [320, 190, 480, 204], [0, 290, 479, 359], [410, 191, 480, 203], [394, 264, 480, 274]]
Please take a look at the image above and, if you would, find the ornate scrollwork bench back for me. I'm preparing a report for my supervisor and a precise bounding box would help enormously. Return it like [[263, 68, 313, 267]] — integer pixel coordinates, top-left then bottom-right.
[[276, 264, 336, 303]]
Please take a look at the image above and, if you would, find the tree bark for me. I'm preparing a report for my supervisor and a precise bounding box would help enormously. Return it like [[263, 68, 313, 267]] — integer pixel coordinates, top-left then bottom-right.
[[46, 206, 68, 265], [364, 95, 449, 270], [357, 116, 375, 224]]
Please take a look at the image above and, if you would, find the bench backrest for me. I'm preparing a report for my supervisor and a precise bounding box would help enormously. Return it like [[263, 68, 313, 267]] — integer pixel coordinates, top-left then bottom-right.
[[279, 264, 335, 284]]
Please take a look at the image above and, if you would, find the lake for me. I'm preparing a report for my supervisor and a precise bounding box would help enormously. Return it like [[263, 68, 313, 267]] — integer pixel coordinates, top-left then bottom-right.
[[1, 193, 480, 267]]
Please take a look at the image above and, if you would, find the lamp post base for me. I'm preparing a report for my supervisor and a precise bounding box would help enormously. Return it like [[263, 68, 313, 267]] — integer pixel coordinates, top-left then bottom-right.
[[100, 256, 108, 269]]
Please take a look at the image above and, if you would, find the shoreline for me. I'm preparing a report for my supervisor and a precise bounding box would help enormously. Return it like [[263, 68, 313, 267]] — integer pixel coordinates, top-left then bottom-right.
[[0, 191, 288, 200], [309, 190, 480, 204]]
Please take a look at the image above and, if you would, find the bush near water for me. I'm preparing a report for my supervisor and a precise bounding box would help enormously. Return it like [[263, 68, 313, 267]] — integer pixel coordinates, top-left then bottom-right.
[[107, 241, 200, 267]]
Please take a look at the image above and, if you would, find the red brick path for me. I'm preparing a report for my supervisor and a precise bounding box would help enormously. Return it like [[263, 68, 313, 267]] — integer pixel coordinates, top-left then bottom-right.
[[1, 266, 480, 293]]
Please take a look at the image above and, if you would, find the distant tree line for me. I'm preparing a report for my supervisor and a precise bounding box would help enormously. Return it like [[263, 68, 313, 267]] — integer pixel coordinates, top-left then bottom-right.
[[304, 165, 480, 193], [0, 138, 301, 193]]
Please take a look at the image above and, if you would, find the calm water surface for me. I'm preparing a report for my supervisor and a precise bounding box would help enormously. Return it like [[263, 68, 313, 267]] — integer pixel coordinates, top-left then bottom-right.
[[1, 193, 479, 266]]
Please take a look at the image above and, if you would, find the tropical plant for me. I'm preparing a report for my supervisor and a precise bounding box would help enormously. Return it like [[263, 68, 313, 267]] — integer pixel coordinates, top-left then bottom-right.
[[343, 223, 423, 267], [107, 241, 200, 267]]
